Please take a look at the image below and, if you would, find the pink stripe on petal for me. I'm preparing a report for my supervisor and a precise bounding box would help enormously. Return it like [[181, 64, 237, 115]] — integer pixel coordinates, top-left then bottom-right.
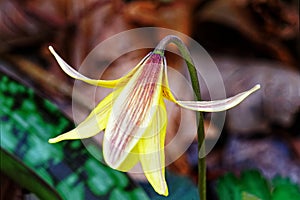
[[103, 53, 165, 170]]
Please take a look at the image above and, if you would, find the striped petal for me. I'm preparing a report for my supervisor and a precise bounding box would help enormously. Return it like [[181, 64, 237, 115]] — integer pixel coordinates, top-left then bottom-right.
[[138, 98, 168, 196], [48, 89, 120, 143], [162, 66, 260, 112], [103, 53, 164, 171], [48, 46, 150, 88]]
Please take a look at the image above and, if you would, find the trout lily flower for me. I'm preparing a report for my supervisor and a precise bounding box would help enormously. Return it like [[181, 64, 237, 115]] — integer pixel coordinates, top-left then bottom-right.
[[48, 46, 260, 196]]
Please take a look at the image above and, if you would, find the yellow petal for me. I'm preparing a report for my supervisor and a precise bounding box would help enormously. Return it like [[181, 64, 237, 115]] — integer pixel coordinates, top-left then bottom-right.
[[103, 53, 164, 170], [162, 67, 260, 112], [48, 46, 150, 88], [138, 98, 168, 196], [48, 89, 120, 143], [177, 84, 261, 112], [161, 65, 178, 103]]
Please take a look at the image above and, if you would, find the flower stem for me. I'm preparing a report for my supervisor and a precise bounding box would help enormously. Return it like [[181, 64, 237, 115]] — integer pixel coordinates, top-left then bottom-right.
[[155, 35, 206, 200]]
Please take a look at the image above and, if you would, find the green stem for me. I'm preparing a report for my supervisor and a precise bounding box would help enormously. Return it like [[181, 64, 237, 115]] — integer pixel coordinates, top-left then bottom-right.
[[155, 35, 206, 200]]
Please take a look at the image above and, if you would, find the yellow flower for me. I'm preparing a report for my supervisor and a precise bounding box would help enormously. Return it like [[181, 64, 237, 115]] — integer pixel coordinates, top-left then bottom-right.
[[48, 46, 260, 196]]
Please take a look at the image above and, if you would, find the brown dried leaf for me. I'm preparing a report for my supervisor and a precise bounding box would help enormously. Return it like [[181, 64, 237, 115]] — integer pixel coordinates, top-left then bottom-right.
[[196, 0, 299, 67]]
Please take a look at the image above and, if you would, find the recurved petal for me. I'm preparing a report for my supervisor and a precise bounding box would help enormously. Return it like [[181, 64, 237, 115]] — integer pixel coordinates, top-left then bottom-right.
[[103, 53, 164, 171], [177, 84, 261, 112], [48, 46, 150, 88], [138, 98, 168, 196], [161, 63, 260, 112], [48, 89, 119, 143]]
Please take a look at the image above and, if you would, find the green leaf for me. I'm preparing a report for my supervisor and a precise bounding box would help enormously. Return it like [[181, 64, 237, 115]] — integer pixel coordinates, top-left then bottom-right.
[[271, 177, 300, 200], [216, 173, 242, 200], [242, 192, 261, 200], [0, 148, 63, 200], [216, 170, 300, 200], [109, 188, 132, 200], [85, 159, 115, 195], [240, 170, 270, 200], [0, 74, 149, 200]]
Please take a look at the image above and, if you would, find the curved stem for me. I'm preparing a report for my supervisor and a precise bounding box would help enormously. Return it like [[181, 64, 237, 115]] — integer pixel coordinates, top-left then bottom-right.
[[155, 35, 206, 200]]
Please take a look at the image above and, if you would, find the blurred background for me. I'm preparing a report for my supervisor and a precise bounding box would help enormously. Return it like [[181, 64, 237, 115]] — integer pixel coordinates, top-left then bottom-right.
[[0, 0, 299, 199]]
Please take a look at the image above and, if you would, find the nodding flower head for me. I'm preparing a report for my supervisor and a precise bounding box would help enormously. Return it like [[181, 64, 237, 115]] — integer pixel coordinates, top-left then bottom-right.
[[48, 45, 260, 196]]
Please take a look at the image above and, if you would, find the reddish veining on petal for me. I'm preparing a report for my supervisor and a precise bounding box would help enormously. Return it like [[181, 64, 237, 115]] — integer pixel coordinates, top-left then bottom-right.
[[109, 53, 163, 164]]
